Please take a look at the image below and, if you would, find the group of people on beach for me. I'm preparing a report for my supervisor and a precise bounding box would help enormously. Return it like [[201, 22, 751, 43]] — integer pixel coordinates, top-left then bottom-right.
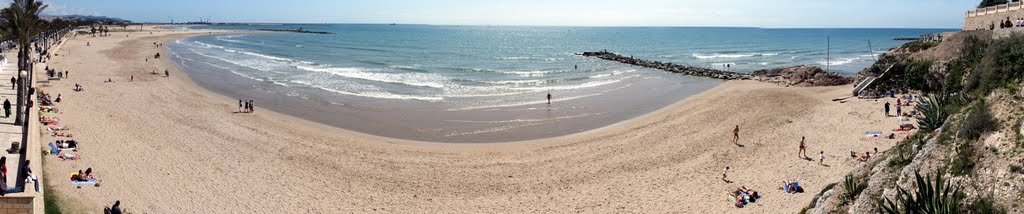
[[239, 99, 255, 113], [0, 157, 38, 196], [724, 91, 920, 208]]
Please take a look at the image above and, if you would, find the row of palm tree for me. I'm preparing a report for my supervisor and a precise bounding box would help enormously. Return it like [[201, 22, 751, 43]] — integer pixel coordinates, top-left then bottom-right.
[[0, 0, 48, 125]]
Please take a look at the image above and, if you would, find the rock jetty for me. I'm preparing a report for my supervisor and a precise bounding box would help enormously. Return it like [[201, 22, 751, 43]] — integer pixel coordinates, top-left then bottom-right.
[[580, 51, 751, 80], [751, 65, 854, 87], [583, 51, 854, 87], [256, 28, 332, 34]]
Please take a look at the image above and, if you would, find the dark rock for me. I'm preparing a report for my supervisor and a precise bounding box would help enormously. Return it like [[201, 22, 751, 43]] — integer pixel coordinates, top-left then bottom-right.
[[751, 65, 854, 87]]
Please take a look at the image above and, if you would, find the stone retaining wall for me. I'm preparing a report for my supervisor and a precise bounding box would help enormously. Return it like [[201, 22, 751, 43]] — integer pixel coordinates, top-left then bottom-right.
[[964, 2, 1024, 31], [0, 197, 32, 214]]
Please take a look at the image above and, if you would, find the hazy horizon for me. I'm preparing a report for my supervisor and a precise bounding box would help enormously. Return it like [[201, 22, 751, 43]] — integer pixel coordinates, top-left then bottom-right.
[[36, 0, 978, 29]]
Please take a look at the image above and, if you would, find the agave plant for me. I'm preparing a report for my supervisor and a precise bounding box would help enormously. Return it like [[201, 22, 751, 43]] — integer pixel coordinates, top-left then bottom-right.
[[841, 175, 865, 204], [880, 169, 964, 214], [916, 94, 950, 132]]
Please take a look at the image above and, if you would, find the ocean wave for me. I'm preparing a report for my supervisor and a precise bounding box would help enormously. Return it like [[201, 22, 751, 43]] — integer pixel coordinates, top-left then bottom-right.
[[495, 56, 532, 60], [819, 57, 859, 66], [193, 40, 315, 65], [290, 79, 443, 102], [508, 75, 634, 91], [692, 52, 779, 59], [446, 92, 607, 111], [295, 65, 448, 89], [445, 112, 605, 124]]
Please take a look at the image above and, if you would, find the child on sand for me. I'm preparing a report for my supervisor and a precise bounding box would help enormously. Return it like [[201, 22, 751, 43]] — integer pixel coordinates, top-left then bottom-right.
[[722, 166, 730, 182], [799, 137, 807, 158], [819, 151, 825, 165]]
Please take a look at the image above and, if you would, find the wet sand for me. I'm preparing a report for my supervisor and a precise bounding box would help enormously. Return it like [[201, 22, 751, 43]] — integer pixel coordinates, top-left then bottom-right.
[[40, 26, 908, 213]]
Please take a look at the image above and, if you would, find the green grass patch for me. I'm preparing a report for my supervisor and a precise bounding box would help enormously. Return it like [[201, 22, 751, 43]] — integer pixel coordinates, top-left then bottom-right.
[[41, 157, 63, 214]]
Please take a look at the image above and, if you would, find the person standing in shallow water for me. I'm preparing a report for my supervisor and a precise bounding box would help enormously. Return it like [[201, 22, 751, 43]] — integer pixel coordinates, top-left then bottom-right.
[[546, 91, 552, 105]]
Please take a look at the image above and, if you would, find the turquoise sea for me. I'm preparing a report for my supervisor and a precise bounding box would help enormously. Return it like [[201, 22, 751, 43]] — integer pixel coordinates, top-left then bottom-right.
[[169, 25, 950, 142]]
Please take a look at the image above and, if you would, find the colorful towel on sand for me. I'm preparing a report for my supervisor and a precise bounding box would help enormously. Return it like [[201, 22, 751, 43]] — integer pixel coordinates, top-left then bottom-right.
[[865, 131, 882, 137]]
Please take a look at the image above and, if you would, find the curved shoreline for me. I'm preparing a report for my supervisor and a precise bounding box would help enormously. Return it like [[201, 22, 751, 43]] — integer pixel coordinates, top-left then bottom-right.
[[42, 26, 910, 213], [166, 31, 723, 143]]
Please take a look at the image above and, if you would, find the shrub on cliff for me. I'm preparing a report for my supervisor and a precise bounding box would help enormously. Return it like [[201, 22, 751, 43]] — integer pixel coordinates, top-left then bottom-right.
[[917, 94, 951, 132], [966, 34, 1024, 96], [957, 100, 997, 140], [979, 0, 1008, 8], [880, 169, 964, 214]]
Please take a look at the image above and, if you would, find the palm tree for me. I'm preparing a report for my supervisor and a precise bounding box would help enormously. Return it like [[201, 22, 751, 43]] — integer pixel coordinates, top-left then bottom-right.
[[0, 0, 47, 125]]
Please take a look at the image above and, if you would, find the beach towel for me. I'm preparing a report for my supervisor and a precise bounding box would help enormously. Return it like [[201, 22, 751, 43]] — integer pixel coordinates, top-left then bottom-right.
[[71, 180, 96, 185], [48, 142, 59, 155], [865, 131, 882, 137]]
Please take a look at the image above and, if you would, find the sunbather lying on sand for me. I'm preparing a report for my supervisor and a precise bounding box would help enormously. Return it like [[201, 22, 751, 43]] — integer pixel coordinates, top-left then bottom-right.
[[72, 170, 90, 182], [738, 186, 760, 200], [782, 180, 804, 193], [85, 168, 97, 180], [858, 152, 871, 162], [58, 152, 80, 161]]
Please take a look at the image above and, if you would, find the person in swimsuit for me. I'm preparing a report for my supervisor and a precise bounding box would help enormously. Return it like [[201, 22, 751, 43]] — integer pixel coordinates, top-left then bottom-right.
[[799, 137, 807, 158]]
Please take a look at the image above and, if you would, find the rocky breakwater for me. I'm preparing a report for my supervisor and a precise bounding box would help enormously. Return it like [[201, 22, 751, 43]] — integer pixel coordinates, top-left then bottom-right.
[[580, 51, 751, 80], [751, 65, 854, 87], [582, 51, 854, 86]]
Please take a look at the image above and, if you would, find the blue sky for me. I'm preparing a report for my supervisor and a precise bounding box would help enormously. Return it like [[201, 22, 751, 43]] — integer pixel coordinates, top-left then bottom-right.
[[39, 0, 977, 28]]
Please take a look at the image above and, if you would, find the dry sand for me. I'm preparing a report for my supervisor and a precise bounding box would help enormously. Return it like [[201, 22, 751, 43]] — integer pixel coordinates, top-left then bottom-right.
[[38, 26, 911, 213]]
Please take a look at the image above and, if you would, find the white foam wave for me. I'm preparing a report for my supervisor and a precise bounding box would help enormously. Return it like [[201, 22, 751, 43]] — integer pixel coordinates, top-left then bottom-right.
[[495, 56, 531, 60], [692, 52, 779, 59], [445, 112, 605, 124], [290, 79, 443, 102], [819, 57, 859, 66], [295, 65, 447, 89]]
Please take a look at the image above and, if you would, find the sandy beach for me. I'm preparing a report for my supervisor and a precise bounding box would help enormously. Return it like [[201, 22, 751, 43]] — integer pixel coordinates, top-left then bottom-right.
[[38, 26, 909, 213]]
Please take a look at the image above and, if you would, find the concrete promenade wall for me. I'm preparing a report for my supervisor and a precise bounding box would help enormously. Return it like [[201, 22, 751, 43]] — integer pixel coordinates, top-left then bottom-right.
[[964, 2, 1024, 31]]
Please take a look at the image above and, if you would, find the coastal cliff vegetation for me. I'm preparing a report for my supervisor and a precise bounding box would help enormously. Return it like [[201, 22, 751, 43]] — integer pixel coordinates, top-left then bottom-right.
[[805, 32, 1024, 213]]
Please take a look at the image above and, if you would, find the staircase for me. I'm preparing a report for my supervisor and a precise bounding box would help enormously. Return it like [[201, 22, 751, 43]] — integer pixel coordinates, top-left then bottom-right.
[[852, 64, 895, 97]]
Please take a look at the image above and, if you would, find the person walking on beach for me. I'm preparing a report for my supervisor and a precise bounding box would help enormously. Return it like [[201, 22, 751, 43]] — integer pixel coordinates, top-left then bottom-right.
[[164, 69, 169, 77], [65, 70, 68, 78], [546, 91, 552, 105], [884, 101, 891, 117], [799, 137, 807, 159], [249, 100, 255, 112], [896, 105, 902, 117], [722, 166, 730, 182], [244, 100, 250, 113], [732, 125, 740, 143], [818, 151, 825, 166], [238, 100, 243, 112], [9, 77, 14, 90]]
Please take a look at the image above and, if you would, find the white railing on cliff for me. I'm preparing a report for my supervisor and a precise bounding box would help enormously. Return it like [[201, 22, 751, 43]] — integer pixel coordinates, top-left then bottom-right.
[[967, 2, 1024, 17]]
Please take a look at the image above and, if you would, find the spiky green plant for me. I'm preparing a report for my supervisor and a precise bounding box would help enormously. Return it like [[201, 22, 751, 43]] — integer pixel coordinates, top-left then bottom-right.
[[880, 169, 964, 214], [917, 95, 951, 132], [841, 175, 865, 204]]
